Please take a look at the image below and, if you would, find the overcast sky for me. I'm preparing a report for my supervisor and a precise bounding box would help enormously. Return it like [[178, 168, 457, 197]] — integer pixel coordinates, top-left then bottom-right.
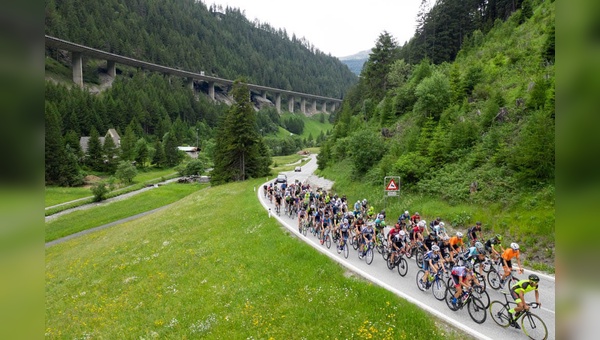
[[204, 0, 423, 58]]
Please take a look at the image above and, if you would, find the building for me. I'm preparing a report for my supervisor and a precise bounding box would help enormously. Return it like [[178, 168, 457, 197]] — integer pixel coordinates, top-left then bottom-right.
[[79, 128, 121, 153]]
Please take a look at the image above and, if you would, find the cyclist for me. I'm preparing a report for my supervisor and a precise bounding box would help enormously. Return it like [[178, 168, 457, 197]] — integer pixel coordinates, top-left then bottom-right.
[[508, 274, 542, 329], [450, 262, 483, 307], [411, 212, 421, 225], [467, 221, 482, 246], [387, 224, 405, 266], [336, 218, 351, 253], [501, 242, 524, 282], [420, 244, 445, 289], [449, 232, 465, 259], [298, 206, 307, 233], [367, 205, 375, 219], [432, 221, 448, 240], [423, 231, 437, 252], [397, 210, 410, 225], [439, 235, 456, 263], [484, 234, 505, 262], [359, 222, 375, 259], [464, 241, 487, 276]]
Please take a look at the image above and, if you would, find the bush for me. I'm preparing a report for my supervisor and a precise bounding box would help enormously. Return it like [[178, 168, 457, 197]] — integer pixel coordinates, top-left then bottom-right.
[[90, 182, 109, 202], [115, 161, 138, 184]]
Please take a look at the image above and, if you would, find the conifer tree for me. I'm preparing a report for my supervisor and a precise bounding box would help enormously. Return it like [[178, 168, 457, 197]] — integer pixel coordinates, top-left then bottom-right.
[[151, 139, 166, 168], [102, 132, 118, 173], [86, 127, 103, 171], [211, 80, 270, 184], [45, 102, 66, 185]]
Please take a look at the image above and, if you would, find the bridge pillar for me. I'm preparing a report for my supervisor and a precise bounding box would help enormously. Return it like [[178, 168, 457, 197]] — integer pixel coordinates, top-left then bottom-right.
[[331, 102, 337, 112], [275, 93, 281, 114], [322, 101, 328, 113], [72, 52, 83, 88], [288, 96, 294, 113], [301, 98, 306, 114], [186, 77, 194, 90], [107, 60, 116, 77], [261, 91, 267, 100], [208, 82, 215, 100], [311, 100, 317, 114]]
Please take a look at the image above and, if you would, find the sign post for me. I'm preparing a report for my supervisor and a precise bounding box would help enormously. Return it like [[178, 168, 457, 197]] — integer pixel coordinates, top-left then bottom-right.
[[383, 176, 401, 208]]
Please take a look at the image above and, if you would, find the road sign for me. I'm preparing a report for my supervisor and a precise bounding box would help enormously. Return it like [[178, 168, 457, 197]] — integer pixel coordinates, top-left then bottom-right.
[[385, 178, 399, 191], [387, 191, 398, 196]]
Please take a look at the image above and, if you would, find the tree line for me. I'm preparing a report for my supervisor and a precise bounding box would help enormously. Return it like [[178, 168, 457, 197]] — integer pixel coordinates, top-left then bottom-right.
[[318, 0, 554, 206], [44, 0, 357, 98]]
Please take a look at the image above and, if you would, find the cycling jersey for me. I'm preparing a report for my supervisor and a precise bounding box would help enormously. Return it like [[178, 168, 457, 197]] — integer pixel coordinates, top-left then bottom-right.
[[362, 226, 374, 240], [502, 248, 520, 261], [451, 266, 469, 277], [511, 279, 538, 294], [424, 250, 440, 262], [449, 236, 463, 249]]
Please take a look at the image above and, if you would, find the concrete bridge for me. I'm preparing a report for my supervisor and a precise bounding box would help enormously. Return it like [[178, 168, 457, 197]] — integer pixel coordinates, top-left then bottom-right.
[[45, 35, 341, 114]]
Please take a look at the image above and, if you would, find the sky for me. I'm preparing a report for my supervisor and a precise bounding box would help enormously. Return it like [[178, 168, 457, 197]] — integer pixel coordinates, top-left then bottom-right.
[[204, 0, 423, 58]]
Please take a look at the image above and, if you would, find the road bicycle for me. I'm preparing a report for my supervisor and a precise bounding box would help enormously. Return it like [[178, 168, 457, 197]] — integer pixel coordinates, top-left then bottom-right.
[[386, 247, 409, 277], [488, 267, 520, 290], [299, 218, 309, 236], [322, 228, 332, 249], [358, 239, 374, 265], [489, 292, 548, 339], [444, 284, 487, 324], [336, 234, 350, 259], [416, 266, 447, 301]]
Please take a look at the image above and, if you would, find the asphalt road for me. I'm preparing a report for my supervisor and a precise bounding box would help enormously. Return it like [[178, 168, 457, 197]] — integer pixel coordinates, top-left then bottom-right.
[[259, 155, 555, 340]]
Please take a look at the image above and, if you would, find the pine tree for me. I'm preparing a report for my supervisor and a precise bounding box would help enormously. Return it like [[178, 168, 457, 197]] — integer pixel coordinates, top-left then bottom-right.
[[120, 125, 137, 161], [102, 132, 118, 173], [151, 139, 166, 168], [45, 102, 67, 185], [86, 127, 103, 171], [211, 80, 270, 183], [134, 138, 149, 168]]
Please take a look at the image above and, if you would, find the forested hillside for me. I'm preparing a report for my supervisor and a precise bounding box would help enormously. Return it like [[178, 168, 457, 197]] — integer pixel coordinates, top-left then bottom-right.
[[44, 0, 357, 97], [319, 0, 554, 244]]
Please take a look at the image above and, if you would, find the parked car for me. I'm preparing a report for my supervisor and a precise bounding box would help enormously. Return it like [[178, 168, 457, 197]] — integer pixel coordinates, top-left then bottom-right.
[[294, 166, 301, 172], [276, 174, 287, 183]]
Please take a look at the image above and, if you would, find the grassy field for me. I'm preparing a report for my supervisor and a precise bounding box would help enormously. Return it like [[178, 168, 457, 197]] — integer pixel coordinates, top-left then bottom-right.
[[319, 159, 555, 273], [45, 178, 462, 339], [279, 112, 333, 139], [45, 168, 178, 208], [45, 182, 207, 243]]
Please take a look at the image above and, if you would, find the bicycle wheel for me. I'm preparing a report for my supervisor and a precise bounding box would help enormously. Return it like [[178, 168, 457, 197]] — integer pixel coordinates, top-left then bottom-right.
[[386, 255, 395, 270], [472, 285, 490, 309], [432, 277, 447, 301], [416, 249, 424, 269], [521, 312, 548, 340], [405, 246, 413, 259], [416, 270, 427, 292], [482, 259, 493, 273], [397, 257, 408, 277], [352, 237, 359, 250], [488, 270, 502, 290], [475, 272, 487, 291], [445, 286, 459, 311], [467, 297, 487, 324], [325, 234, 331, 248], [489, 301, 511, 327], [343, 243, 349, 259], [376, 238, 384, 254], [382, 246, 390, 261], [366, 248, 374, 265], [302, 224, 307, 236]]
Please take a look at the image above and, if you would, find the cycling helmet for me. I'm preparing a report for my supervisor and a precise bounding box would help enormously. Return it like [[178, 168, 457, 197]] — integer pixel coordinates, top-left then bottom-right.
[[456, 232, 463, 238], [399, 230, 406, 236], [436, 217, 441, 221], [495, 234, 502, 241], [431, 245, 440, 252], [510, 242, 520, 250], [418, 220, 426, 227], [475, 242, 484, 252], [464, 261, 473, 270], [404, 210, 409, 215], [528, 274, 540, 282], [429, 232, 436, 238], [443, 236, 450, 241], [415, 212, 420, 216], [439, 222, 445, 227], [476, 221, 482, 225], [343, 218, 349, 224]]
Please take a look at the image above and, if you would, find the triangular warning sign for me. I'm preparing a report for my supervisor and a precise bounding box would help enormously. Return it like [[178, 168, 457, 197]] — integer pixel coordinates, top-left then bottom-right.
[[386, 179, 398, 191]]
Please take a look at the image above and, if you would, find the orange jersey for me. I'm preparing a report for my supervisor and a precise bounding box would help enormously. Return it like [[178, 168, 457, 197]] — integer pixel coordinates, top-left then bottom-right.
[[502, 248, 520, 261], [449, 236, 463, 247]]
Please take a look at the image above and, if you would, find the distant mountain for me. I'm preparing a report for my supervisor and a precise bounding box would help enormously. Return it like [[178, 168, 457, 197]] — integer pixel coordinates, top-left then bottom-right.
[[339, 50, 370, 75]]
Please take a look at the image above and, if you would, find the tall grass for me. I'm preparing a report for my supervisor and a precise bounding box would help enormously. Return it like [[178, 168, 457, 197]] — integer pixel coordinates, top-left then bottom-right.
[[45, 179, 462, 339]]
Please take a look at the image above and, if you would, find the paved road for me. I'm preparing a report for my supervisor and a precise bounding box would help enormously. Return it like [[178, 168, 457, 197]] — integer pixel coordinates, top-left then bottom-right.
[[259, 155, 555, 340]]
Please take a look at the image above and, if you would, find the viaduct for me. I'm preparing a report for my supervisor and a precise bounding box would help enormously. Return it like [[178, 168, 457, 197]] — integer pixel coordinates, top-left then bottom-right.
[[45, 35, 342, 114]]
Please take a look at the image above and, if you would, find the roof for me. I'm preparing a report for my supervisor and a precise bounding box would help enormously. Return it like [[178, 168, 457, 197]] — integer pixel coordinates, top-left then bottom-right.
[[177, 146, 198, 152]]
